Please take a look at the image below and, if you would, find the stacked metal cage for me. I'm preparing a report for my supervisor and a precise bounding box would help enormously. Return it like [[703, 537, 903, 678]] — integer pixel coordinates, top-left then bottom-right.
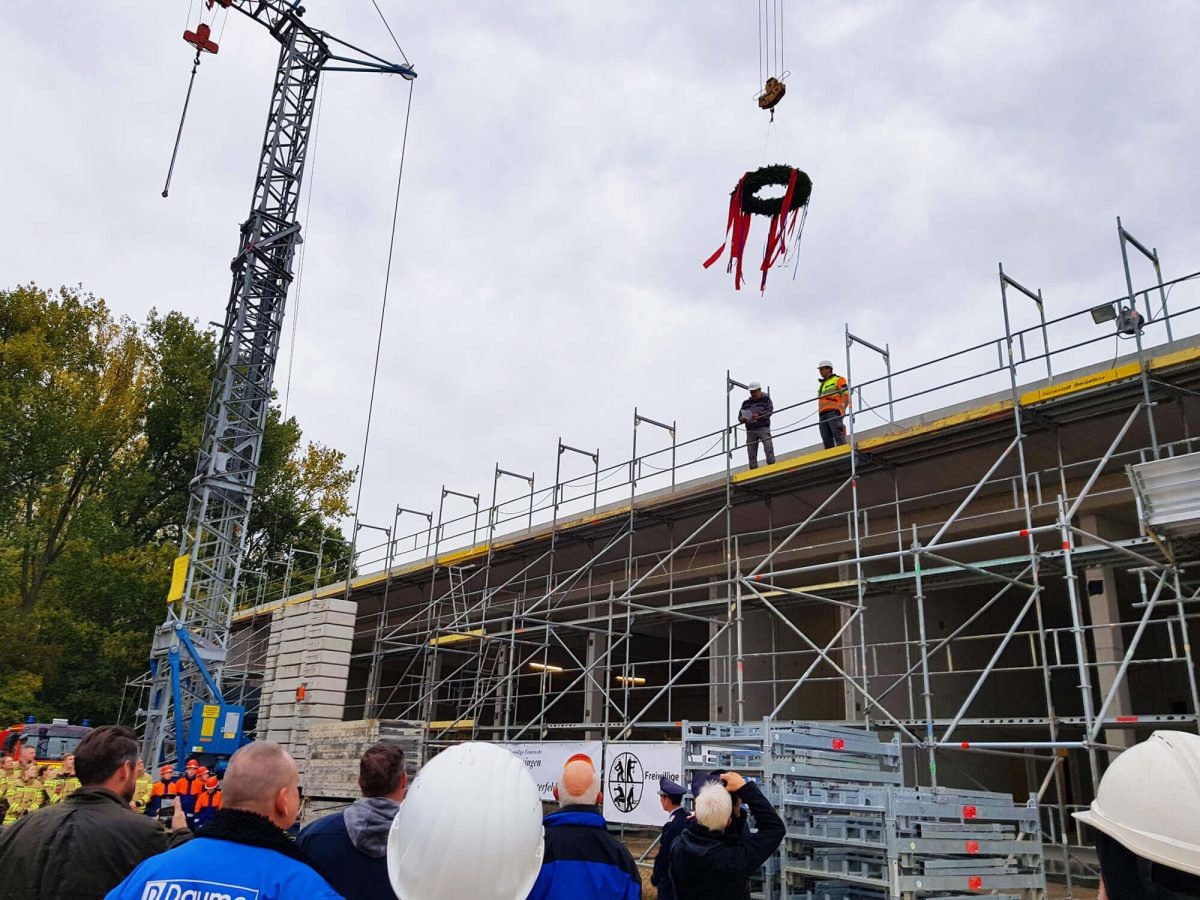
[[682, 721, 1047, 899]]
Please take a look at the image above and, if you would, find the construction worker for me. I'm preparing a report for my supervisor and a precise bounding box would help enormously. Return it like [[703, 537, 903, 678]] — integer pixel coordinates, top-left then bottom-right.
[[651, 777, 688, 900], [194, 775, 222, 829], [147, 763, 175, 817], [1075, 730, 1200, 898], [172, 758, 204, 824], [816, 360, 850, 449], [738, 381, 776, 469], [132, 757, 153, 813]]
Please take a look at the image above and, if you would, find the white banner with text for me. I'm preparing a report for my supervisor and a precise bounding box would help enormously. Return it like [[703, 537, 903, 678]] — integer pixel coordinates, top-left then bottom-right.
[[601, 742, 683, 827], [501, 740, 603, 801]]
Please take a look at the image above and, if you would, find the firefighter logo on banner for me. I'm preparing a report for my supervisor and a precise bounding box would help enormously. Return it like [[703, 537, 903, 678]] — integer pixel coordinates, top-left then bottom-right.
[[607, 751, 644, 813]]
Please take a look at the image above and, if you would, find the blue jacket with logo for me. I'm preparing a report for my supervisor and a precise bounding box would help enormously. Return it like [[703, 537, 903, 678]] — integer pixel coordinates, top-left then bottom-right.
[[527, 806, 641, 900], [105, 809, 343, 900]]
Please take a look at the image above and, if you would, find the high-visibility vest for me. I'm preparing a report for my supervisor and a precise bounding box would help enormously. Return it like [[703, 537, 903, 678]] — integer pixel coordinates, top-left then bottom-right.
[[818, 375, 849, 414]]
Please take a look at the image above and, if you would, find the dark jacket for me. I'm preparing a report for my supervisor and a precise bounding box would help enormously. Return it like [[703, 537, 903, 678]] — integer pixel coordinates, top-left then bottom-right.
[[651, 805, 689, 900], [0, 786, 189, 900], [527, 805, 642, 900], [106, 808, 342, 900], [738, 394, 773, 430], [668, 782, 785, 900], [297, 797, 400, 900]]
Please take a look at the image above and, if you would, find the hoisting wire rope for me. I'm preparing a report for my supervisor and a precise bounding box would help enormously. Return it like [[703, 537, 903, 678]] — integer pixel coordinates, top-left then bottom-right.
[[368, 0, 411, 65], [346, 78, 416, 595], [283, 80, 326, 419]]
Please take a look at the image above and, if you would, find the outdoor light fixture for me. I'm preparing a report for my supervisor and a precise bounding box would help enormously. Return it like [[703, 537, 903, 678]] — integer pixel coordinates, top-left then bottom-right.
[[1090, 303, 1118, 324], [529, 662, 564, 673], [615, 675, 647, 685]]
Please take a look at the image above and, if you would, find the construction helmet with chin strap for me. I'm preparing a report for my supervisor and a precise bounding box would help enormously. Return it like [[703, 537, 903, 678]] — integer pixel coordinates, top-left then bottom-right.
[[1074, 731, 1200, 878]]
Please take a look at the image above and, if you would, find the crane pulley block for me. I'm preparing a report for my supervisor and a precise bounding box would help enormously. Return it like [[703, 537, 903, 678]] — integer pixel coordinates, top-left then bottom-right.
[[184, 23, 220, 55]]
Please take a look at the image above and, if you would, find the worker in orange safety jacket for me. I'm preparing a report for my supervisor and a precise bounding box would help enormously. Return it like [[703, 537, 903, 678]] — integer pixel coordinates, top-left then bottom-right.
[[193, 775, 222, 829], [146, 764, 175, 817], [816, 360, 850, 449], [171, 759, 204, 826]]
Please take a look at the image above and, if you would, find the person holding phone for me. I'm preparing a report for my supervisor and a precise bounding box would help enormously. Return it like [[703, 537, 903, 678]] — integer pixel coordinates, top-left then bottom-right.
[[668, 771, 785, 900]]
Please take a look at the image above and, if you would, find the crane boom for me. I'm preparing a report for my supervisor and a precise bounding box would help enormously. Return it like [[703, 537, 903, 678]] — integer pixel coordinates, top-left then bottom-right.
[[142, 0, 415, 766]]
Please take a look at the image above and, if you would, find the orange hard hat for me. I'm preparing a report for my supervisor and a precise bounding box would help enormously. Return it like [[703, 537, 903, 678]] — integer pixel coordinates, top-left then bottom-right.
[[160, 765, 175, 775], [197, 766, 209, 777], [185, 759, 198, 769], [204, 776, 219, 790]]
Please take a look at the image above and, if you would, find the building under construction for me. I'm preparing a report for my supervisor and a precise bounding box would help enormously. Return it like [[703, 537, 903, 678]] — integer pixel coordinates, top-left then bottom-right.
[[221, 232, 1200, 863]]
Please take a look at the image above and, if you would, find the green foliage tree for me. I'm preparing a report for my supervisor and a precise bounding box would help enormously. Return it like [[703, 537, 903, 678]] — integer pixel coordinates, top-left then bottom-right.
[[0, 284, 356, 726]]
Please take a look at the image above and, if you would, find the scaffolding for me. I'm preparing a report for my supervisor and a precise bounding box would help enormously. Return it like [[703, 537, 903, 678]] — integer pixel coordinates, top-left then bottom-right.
[[216, 220, 1200, 879]]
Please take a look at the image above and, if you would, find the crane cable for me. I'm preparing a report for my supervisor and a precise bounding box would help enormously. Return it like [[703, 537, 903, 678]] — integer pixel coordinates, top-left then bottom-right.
[[346, 79, 417, 586]]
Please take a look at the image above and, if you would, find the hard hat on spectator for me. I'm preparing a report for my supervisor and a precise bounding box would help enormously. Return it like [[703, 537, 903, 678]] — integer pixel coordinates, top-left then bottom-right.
[[818, 359, 833, 369], [197, 766, 209, 778], [159, 765, 174, 776], [185, 759, 198, 769], [204, 776, 219, 790], [747, 381, 762, 391], [388, 742, 543, 900], [1074, 731, 1200, 877]]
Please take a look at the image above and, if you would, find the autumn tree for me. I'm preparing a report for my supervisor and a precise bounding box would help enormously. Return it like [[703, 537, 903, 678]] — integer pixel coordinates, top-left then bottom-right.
[[0, 284, 356, 725]]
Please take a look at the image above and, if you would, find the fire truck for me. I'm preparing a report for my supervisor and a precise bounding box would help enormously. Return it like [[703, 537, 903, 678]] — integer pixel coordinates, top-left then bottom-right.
[[0, 717, 92, 765]]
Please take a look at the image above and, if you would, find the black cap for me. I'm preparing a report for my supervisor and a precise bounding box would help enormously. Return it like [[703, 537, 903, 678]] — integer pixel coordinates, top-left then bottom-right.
[[658, 776, 686, 799]]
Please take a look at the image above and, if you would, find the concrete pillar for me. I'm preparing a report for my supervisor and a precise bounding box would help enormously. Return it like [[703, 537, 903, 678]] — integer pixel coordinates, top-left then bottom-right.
[[838, 556, 861, 722], [583, 599, 607, 740], [1079, 514, 1135, 757]]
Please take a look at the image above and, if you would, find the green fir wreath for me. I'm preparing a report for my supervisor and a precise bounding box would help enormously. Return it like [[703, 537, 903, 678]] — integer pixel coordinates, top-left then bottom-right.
[[739, 165, 812, 216]]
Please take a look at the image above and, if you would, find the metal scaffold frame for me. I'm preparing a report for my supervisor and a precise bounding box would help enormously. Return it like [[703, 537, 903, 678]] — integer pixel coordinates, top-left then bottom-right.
[[218, 223, 1200, 877]]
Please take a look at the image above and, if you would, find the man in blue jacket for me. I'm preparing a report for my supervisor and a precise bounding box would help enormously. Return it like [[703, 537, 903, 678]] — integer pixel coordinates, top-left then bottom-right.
[[105, 741, 342, 900], [297, 743, 407, 900], [528, 753, 641, 899]]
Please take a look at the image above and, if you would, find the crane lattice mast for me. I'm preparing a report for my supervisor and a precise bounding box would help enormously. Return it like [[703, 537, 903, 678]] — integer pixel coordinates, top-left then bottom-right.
[[142, 0, 415, 766]]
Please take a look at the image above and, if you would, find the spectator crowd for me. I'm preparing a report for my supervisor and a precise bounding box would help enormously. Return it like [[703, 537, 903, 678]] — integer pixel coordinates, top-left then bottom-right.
[[0, 723, 1191, 899]]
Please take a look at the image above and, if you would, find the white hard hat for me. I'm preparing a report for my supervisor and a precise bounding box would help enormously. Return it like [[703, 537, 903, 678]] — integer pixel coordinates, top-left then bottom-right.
[[747, 381, 762, 391], [818, 360, 833, 369], [1074, 731, 1200, 877], [388, 742, 545, 899]]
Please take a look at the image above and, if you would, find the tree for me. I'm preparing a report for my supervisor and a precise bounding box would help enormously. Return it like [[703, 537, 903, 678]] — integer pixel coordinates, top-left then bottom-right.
[[0, 285, 357, 725], [0, 285, 148, 613]]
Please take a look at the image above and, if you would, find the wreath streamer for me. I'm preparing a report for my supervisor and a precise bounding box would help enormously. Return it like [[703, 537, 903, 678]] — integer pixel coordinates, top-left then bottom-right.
[[703, 165, 812, 291]]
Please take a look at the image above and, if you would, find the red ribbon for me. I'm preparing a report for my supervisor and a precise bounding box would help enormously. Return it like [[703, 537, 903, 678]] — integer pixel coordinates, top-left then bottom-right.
[[704, 168, 802, 292]]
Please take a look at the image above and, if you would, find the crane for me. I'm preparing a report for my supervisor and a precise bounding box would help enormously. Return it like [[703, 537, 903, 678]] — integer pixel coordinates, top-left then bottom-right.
[[141, 0, 416, 767]]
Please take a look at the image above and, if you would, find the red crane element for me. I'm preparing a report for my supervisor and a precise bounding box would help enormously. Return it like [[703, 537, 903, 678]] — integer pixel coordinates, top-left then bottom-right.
[[183, 23, 220, 55]]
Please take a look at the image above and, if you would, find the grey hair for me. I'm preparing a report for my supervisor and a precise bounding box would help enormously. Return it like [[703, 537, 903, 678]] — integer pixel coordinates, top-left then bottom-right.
[[694, 782, 732, 831], [557, 767, 601, 807]]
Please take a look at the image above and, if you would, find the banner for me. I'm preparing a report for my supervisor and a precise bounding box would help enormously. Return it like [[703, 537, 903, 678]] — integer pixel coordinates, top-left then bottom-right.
[[602, 742, 683, 827], [501, 741, 603, 801]]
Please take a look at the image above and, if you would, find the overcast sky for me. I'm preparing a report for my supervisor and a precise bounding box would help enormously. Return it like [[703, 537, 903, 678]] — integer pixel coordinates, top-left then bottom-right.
[[4, 1, 1199, 563]]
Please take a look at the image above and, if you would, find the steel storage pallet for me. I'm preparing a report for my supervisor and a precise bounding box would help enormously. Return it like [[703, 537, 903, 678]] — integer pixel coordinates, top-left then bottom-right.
[[683, 721, 1047, 899]]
